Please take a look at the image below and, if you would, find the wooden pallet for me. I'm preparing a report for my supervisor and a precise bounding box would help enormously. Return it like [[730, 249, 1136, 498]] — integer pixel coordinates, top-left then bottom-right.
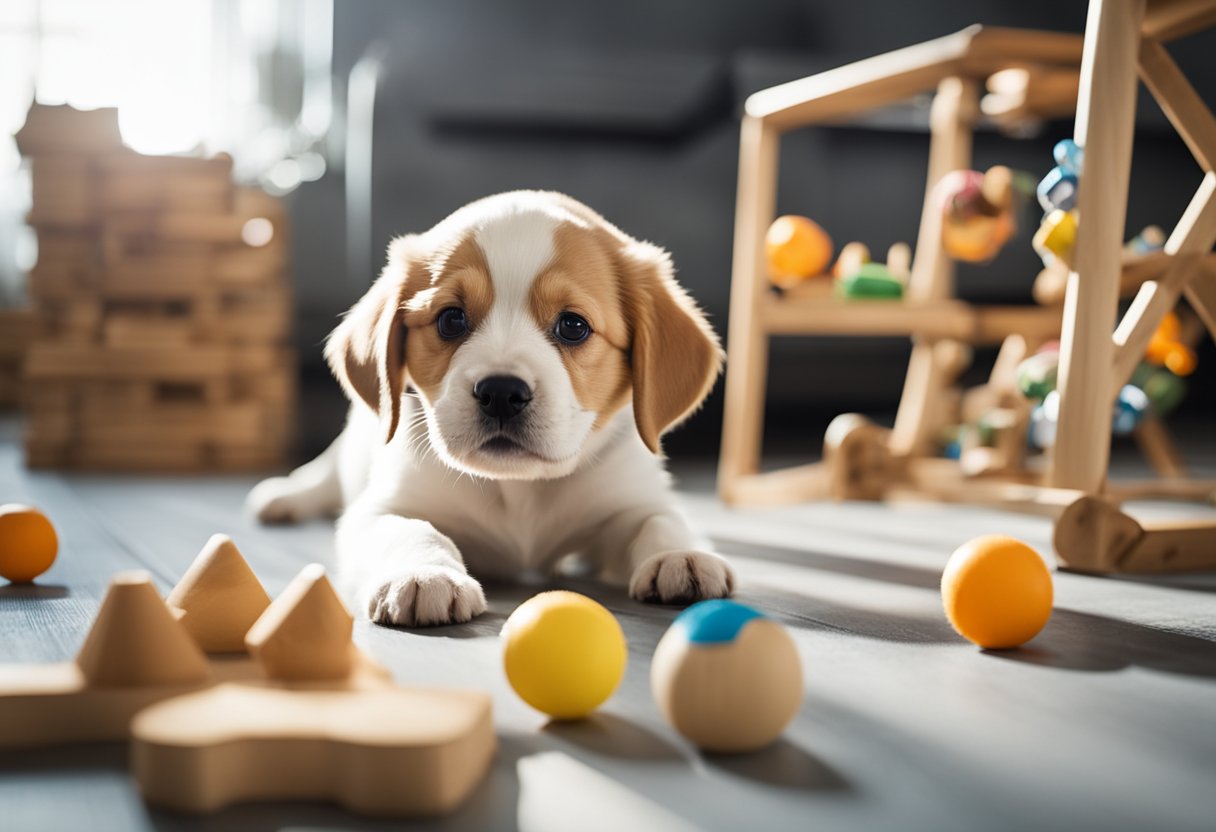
[[16, 103, 296, 472]]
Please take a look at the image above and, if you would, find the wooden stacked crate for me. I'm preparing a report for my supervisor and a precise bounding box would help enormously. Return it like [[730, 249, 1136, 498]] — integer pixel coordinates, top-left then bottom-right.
[[0, 308, 35, 409], [15, 104, 295, 471]]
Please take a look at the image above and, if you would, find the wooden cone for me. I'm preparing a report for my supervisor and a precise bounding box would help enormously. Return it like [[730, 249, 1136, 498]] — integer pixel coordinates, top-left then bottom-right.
[[167, 534, 272, 653], [245, 564, 353, 682], [76, 571, 211, 687]]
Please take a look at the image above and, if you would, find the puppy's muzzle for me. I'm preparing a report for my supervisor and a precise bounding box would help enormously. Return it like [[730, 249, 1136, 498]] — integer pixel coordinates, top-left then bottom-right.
[[474, 375, 532, 426]]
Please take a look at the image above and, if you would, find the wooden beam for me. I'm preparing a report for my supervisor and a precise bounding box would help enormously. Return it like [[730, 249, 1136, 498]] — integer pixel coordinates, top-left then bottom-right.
[[1048, 0, 1146, 491], [1133, 414, 1188, 479], [891, 76, 978, 458], [1183, 250, 1216, 339], [1142, 0, 1216, 42], [744, 29, 973, 131], [1137, 38, 1216, 171], [720, 465, 831, 507], [718, 116, 779, 500], [1111, 171, 1216, 393]]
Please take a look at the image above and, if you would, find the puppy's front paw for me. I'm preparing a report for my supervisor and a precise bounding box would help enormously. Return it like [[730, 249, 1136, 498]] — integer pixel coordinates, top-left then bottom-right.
[[629, 551, 735, 605], [246, 476, 302, 523], [367, 565, 488, 627]]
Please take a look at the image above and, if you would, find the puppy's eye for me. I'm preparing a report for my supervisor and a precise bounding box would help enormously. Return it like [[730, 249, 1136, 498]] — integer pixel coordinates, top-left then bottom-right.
[[436, 307, 468, 340], [553, 311, 591, 345]]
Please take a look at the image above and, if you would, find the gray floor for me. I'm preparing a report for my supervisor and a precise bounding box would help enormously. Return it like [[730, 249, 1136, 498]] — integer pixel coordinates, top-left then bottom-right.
[[1, 420, 1214, 832]]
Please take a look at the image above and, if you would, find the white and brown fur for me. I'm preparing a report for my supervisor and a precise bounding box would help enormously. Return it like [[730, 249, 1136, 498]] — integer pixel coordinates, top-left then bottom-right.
[[247, 191, 733, 626]]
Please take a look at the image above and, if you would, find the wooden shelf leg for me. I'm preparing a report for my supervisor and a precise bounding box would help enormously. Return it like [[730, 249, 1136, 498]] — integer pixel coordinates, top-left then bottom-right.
[[1047, 0, 1146, 491], [719, 115, 779, 503], [891, 76, 978, 457]]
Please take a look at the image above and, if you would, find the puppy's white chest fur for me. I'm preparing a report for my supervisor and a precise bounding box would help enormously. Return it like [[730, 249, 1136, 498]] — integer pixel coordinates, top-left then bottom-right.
[[364, 402, 669, 579]]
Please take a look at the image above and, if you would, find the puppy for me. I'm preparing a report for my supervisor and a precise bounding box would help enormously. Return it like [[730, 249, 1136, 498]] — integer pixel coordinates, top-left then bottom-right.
[[247, 191, 733, 626]]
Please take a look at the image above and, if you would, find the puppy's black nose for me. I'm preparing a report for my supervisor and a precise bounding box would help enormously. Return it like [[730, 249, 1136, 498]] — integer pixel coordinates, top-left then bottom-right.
[[474, 375, 532, 423]]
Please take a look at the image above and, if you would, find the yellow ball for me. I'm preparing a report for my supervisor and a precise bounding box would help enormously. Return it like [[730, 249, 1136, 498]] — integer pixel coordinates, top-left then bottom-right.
[[766, 215, 833, 287], [0, 504, 59, 584], [941, 535, 1053, 649], [502, 591, 627, 719]]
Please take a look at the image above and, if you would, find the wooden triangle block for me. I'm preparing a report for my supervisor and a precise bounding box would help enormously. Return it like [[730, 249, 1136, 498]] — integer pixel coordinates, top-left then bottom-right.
[[167, 534, 272, 653], [76, 571, 211, 687], [245, 564, 353, 682]]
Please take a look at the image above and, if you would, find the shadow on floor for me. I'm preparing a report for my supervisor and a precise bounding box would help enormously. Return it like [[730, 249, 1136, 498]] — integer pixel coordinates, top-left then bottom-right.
[[704, 738, 852, 793], [0, 583, 69, 601], [719, 535, 1216, 679]]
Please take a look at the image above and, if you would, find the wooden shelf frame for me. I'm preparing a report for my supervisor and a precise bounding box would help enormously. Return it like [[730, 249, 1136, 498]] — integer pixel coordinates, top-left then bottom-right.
[[718, 6, 1216, 574]]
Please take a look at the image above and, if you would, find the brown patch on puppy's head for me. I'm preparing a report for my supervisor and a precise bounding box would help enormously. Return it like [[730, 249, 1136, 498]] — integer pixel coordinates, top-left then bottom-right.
[[400, 235, 494, 403], [529, 200, 723, 453], [529, 223, 632, 429], [617, 239, 723, 454]]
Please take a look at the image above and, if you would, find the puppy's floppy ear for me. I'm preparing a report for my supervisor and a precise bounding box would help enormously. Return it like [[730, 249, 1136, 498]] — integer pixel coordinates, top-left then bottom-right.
[[621, 240, 724, 454], [324, 235, 418, 443]]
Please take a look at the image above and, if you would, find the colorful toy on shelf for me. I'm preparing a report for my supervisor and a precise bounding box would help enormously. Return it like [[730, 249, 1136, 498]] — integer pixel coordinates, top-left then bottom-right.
[[1032, 208, 1078, 266], [651, 600, 802, 753], [936, 165, 1017, 262], [1125, 224, 1165, 255], [1015, 346, 1060, 400], [832, 241, 870, 277], [1033, 140, 1084, 267], [765, 215, 833, 288], [501, 591, 627, 720], [1111, 385, 1151, 436], [1131, 362, 1187, 418], [1029, 385, 1150, 449], [0, 504, 58, 583], [941, 535, 1053, 650], [835, 242, 910, 299], [1145, 312, 1197, 376]]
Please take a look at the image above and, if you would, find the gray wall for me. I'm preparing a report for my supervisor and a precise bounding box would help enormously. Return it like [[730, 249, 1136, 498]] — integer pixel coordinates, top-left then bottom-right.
[[285, 0, 1216, 459]]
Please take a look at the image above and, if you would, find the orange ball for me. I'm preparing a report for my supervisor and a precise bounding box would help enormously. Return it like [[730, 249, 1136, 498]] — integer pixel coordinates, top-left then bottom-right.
[[0, 504, 59, 584], [766, 215, 833, 287], [941, 535, 1053, 649]]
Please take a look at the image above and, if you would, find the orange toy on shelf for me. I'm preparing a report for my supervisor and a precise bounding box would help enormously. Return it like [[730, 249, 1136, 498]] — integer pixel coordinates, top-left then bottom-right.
[[1146, 312, 1198, 376], [936, 166, 1017, 262], [765, 215, 833, 287]]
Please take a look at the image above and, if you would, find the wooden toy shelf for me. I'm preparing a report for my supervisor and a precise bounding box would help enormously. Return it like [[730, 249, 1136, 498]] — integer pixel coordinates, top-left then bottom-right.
[[719, 3, 1216, 574]]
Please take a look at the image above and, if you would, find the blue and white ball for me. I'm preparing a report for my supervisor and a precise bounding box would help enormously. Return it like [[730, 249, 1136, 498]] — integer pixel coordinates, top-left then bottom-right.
[[650, 600, 803, 753]]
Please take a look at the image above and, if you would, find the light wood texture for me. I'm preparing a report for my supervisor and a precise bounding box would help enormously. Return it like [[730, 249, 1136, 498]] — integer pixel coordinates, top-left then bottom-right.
[[1185, 256, 1216, 338], [75, 572, 211, 687], [244, 564, 355, 682], [1142, 0, 1216, 41], [0, 572, 223, 748], [132, 684, 496, 816], [823, 414, 897, 501], [1055, 495, 1216, 572], [717, 116, 778, 500], [1138, 37, 1216, 171], [1048, 0, 1146, 491], [745, 27, 1082, 132], [718, 27, 1090, 508], [166, 534, 272, 653], [982, 66, 1081, 128], [17, 104, 294, 472]]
